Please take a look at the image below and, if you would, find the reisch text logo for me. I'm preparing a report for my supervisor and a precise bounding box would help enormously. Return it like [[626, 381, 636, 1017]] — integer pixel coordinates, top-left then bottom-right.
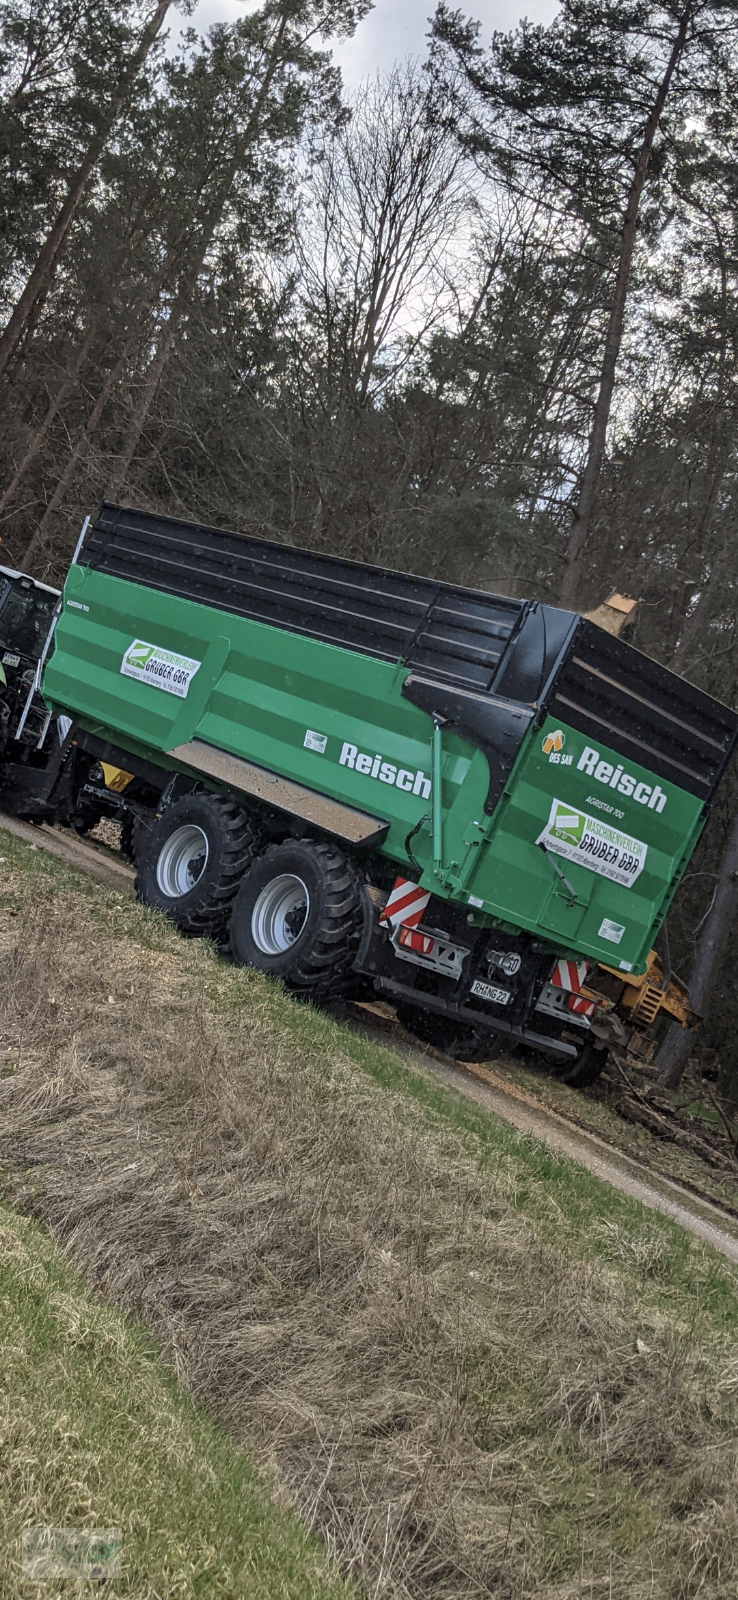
[[577, 745, 667, 811], [339, 742, 431, 798]]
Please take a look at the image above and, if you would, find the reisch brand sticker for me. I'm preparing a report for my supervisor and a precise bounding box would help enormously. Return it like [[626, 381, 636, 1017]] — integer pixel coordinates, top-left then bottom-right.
[[537, 797, 647, 889], [120, 640, 201, 698], [540, 731, 669, 812]]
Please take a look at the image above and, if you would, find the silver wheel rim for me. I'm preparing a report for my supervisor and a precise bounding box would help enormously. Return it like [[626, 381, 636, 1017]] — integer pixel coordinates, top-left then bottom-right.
[[251, 873, 309, 955], [156, 824, 209, 898]]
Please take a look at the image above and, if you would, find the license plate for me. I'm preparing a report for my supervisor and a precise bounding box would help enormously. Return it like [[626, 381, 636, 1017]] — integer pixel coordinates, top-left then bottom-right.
[[470, 978, 512, 1006], [2, 653, 19, 667]]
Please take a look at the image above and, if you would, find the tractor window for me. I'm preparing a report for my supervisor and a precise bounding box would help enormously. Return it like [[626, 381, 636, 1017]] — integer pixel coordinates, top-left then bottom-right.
[[0, 585, 56, 659]]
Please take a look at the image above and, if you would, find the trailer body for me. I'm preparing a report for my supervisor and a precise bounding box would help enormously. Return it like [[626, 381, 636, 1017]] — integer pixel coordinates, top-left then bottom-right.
[[1, 502, 736, 1074], [42, 505, 733, 981]]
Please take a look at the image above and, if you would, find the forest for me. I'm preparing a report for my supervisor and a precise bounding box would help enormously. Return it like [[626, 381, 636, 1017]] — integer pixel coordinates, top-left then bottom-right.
[[2, 0, 738, 1090]]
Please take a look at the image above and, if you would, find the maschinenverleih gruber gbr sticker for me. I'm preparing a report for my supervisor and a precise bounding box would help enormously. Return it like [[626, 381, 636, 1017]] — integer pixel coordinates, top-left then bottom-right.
[[537, 798, 647, 889], [120, 640, 201, 699]]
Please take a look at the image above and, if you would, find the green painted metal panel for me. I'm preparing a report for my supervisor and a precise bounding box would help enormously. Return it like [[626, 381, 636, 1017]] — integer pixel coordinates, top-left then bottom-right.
[[454, 715, 704, 973], [44, 564, 706, 974], [45, 564, 471, 872]]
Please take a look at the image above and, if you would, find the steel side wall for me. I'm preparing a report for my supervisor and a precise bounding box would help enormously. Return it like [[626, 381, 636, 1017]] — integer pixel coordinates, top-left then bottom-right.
[[45, 565, 474, 871]]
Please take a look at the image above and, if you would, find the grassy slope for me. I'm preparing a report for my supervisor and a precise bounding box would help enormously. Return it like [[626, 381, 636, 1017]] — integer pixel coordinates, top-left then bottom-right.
[[486, 1049, 738, 1213], [2, 825, 738, 1598], [0, 1201, 349, 1600]]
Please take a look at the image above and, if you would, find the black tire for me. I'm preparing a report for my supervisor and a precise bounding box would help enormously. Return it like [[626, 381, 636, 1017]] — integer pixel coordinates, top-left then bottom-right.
[[120, 813, 143, 864], [69, 800, 105, 837], [394, 1003, 495, 1063], [135, 793, 260, 937], [397, 1002, 606, 1083], [550, 1038, 608, 1089], [228, 840, 363, 1002]]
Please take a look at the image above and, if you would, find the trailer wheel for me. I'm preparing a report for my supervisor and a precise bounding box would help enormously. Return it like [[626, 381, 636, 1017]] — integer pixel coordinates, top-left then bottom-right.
[[120, 813, 145, 864], [136, 794, 260, 937], [394, 1003, 494, 1063], [550, 1038, 608, 1089], [228, 840, 363, 1002]]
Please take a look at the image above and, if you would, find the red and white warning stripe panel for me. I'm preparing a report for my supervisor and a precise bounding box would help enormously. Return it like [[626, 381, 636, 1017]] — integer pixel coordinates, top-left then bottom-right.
[[551, 959, 589, 994], [550, 958, 596, 1018], [397, 926, 435, 956], [379, 877, 431, 929], [567, 992, 596, 1018]]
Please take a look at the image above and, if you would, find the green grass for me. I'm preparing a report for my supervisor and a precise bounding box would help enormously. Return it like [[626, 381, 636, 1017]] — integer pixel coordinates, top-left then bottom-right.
[[4, 824, 738, 1598], [0, 1199, 349, 1599], [264, 1000, 738, 1332], [185, 927, 738, 1336], [3, 823, 738, 1335]]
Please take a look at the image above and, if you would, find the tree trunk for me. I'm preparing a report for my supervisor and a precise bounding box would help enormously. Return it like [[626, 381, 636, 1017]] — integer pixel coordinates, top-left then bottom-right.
[[20, 342, 134, 571], [107, 6, 291, 494], [657, 435, 738, 1086], [669, 527, 731, 674], [657, 811, 738, 1089], [0, 335, 93, 526], [18, 2, 293, 565], [0, 0, 172, 389], [0, 274, 56, 413], [669, 579, 726, 677], [559, 1, 695, 609], [107, 308, 184, 497]]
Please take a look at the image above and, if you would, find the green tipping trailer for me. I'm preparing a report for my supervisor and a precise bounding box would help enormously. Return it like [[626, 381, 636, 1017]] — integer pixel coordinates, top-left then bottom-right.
[[3, 502, 737, 1079]]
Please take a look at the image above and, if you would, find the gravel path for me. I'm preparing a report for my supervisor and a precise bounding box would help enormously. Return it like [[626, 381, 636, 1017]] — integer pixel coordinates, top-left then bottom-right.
[[412, 1045, 738, 1262]]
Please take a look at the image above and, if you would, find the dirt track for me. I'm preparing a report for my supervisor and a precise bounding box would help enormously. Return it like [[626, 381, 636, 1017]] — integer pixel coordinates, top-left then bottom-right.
[[4, 807, 738, 1264], [0, 810, 135, 893]]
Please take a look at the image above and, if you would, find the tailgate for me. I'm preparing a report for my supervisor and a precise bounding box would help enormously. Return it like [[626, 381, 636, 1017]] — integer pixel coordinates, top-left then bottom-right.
[[463, 623, 738, 974]]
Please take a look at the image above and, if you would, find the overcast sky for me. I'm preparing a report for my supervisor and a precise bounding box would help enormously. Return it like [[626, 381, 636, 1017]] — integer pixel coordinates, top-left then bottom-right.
[[174, 0, 560, 89]]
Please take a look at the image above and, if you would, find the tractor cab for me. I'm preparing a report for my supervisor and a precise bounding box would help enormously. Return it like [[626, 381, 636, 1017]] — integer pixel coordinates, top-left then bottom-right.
[[0, 566, 59, 753]]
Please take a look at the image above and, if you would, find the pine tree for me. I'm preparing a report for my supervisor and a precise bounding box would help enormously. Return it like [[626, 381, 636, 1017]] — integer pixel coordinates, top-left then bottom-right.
[[15, 0, 371, 570], [0, 0, 176, 390], [430, 0, 738, 606]]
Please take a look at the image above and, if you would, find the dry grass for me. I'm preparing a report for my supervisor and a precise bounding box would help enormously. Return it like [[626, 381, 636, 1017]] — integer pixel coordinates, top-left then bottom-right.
[[493, 1053, 738, 1213], [3, 834, 738, 1598], [0, 1202, 349, 1599]]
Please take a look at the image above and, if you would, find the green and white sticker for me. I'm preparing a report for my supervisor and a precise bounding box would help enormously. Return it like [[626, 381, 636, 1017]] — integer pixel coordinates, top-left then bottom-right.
[[120, 639, 201, 699], [537, 797, 647, 889]]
